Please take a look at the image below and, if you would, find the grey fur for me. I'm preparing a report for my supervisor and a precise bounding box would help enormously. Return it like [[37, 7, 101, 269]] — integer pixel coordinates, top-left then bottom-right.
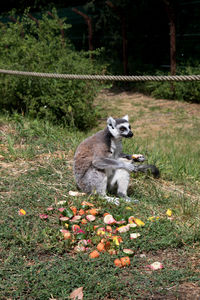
[[73, 115, 135, 204], [73, 115, 159, 205]]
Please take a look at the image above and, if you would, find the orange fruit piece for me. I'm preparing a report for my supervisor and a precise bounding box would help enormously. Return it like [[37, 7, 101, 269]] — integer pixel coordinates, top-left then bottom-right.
[[79, 209, 85, 216], [70, 206, 77, 216], [89, 250, 100, 259], [88, 208, 98, 216], [106, 225, 112, 232], [120, 256, 130, 267], [81, 201, 94, 207], [97, 242, 105, 252], [103, 212, 109, 217], [114, 258, 122, 268], [81, 218, 87, 224]]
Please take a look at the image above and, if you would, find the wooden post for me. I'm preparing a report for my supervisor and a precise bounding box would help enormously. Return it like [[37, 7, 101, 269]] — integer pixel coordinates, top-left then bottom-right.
[[163, 0, 176, 76], [72, 8, 93, 57], [106, 1, 128, 75]]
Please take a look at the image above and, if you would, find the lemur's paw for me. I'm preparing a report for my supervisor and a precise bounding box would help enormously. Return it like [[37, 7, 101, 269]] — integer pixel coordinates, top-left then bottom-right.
[[126, 164, 137, 172], [132, 154, 146, 162]]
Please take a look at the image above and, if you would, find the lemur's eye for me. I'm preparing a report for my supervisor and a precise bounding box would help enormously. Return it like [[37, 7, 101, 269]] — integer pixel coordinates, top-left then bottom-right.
[[129, 125, 131, 130], [120, 126, 126, 132]]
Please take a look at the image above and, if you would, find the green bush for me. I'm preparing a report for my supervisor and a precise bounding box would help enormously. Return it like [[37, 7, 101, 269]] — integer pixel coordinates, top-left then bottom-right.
[[0, 10, 105, 129], [145, 63, 200, 103]]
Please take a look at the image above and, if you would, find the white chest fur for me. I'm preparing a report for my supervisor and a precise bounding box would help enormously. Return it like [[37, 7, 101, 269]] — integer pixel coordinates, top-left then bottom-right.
[[110, 138, 122, 159]]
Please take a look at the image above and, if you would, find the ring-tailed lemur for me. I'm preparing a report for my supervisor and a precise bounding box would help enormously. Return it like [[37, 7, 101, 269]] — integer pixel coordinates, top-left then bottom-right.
[[73, 115, 159, 205]]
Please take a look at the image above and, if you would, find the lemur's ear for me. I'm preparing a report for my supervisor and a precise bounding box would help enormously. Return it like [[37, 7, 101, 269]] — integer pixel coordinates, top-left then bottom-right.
[[123, 115, 129, 121], [107, 116, 116, 129]]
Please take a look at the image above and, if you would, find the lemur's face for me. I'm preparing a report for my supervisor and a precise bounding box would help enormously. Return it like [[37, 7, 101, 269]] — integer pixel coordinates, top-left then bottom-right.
[[107, 115, 133, 139]]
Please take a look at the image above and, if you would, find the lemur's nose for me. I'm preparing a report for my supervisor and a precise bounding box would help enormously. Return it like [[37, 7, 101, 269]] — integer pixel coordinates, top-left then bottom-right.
[[127, 131, 133, 137]]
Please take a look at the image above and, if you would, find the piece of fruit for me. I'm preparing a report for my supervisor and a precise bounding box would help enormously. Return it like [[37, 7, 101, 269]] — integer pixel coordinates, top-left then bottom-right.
[[117, 225, 130, 233], [120, 256, 131, 266], [39, 214, 48, 219], [103, 212, 109, 217], [106, 225, 112, 232], [96, 228, 106, 236], [132, 154, 145, 161], [81, 218, 87, 224], [112, 235, 123, 246], [70, 216, 82, 223], [60, 229, 71, 239], [86, 215, 96, 222], [69, 191, 86, 196], [125, 206, 132, 210], [123, 249, 134, 256], [147, 216, 160, 222], [46, 207, 54, 211], [130, 233, 141, 239], [18, 209, 26, 216], [166, 209, 172, 217], [81, 201, 94, 207], [88, 208, 98, 216], [114, 258, 122, 268], [133, 218, 145, 227], [59, 216, 70, 225], [147, 261, 164, 270], [74, 245, 86, 252], [58, 207, 65, 212], [129, 223, 137, 228], [78, 239, 88, 247], [70, 206, 77, 215], [128, 216, 135, 224], [103, 214, 116, 225], [78, 209, 85, 216], [89, 250, 100, 258], [97, 242, 105, 252], [72, 224, 80, 232]]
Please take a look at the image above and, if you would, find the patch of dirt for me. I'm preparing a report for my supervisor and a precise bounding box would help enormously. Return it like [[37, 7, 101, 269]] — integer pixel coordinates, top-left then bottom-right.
[[96, 90, 200, 138], [120, 248, 200, 299], [35, 149, 74, 163], [0, 150, 73, 181]]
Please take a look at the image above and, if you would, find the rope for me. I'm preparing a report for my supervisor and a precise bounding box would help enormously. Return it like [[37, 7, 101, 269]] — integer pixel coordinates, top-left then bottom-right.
[[0, 69, 200, 81]]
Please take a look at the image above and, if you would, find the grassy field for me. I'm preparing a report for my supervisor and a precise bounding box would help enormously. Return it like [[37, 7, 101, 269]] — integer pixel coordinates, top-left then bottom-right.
[[0, 90, 200, 299]]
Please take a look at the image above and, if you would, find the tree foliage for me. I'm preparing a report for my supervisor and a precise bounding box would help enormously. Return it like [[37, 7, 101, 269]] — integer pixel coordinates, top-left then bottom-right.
[[0, 9, 105, 129]]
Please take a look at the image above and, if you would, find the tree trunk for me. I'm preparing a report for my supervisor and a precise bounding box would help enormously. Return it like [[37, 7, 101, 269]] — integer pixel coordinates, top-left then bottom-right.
[[72, 8, 93, 57], [163, 0, 176, 76], [106, 1, 128, 75]]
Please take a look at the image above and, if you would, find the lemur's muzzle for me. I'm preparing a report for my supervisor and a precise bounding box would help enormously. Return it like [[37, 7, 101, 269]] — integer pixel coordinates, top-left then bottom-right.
[[123, 131, 133, 138]]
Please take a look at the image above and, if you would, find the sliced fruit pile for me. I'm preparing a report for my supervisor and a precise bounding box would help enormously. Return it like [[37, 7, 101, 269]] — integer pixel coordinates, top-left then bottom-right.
[[38, 199, 147, 267], [19, 193, 171, 269]]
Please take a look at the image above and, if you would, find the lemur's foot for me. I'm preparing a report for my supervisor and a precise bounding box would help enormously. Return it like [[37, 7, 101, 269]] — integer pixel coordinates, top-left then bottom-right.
[[125, 196, 139, 204], [104, 195, 120, 206], [118, 193, 139, 204]]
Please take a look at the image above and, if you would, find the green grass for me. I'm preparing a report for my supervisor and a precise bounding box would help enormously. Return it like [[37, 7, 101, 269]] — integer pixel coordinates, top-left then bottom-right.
[[0, 106, 200, 299]]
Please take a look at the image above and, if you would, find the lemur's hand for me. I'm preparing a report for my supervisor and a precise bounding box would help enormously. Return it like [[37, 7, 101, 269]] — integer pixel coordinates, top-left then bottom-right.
[[132, 154, 146, 162], [125, 163, 137, 172]]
